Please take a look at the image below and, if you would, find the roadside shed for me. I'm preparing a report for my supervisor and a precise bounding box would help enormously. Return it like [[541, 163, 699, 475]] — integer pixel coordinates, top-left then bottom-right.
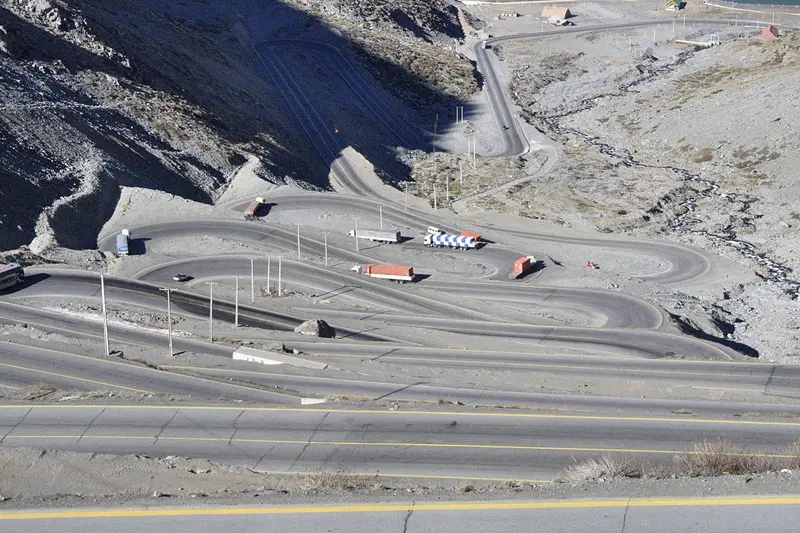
[[762, 25, 779, 41], [541, 6, 572, 19]]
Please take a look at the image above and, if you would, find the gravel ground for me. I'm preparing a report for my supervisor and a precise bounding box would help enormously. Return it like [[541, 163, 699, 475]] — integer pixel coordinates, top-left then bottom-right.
[[0, 446, 797, 510]]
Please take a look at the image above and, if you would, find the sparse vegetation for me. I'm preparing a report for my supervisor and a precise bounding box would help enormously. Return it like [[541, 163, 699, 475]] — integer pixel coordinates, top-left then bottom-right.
[[556, 454, 644, 483], [293, 469, 375, 491], [557, 440, 800, 483]]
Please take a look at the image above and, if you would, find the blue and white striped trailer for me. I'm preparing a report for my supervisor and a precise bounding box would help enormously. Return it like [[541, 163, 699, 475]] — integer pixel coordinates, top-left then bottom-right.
[[423, 233, 478, 250]]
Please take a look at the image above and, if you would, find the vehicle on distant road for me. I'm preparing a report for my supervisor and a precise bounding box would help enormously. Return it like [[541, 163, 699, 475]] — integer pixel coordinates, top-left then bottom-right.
[[424, 232, 478, 250], [348, 229, 401, 244], [352, 264, 414, 283], [116, 229, 130, 256], [244, 197, 266, 220], [172, 273, 193, 282], [426, 226, 443, 235], [481, 40, 488, 49], [585, 261, 599, 269], [511, 256, 537, 279], [0, 263, 24, 290]]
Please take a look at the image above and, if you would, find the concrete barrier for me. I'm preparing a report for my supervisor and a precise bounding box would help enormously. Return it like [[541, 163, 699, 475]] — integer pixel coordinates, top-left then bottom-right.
[[233, 346, 328, 370]]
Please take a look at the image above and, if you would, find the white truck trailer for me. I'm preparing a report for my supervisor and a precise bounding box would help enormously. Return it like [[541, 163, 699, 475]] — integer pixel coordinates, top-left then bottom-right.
[[347, 229, 401, 244]]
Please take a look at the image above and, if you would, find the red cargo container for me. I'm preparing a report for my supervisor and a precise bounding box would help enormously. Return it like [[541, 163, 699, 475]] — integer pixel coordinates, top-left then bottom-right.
[[244, 197, 265, 220], [364, 264, 414, 279], [461, 231, 481, 241], [512, 257, 533, 278]]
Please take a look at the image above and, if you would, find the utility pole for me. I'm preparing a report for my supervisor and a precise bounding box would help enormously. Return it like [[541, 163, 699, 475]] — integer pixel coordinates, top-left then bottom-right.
[[296, 224, 301, 261], [278, 256, 283, 297], [653, 28, 656, 44], [433, 113, 439, 154], [158, 287, 174, 357], [404, 182, 409, 210], [673, 19, 676, 35], [266, 254, 271, 294], [250, 257, 255, 304], [100, 273, 110, 356], [324, 232, 328, 267], [446, 176, 450, 204], [379, 205, 383, 230], [433, 183, 438, 209], [205, 282, 217, 342], [459, 160, 463, 186], [234, 276, 240, 328], [355, 217, 360, 251]]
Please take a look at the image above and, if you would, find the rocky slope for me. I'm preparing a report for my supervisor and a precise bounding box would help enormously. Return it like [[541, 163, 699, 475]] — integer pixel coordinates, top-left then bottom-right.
[[0, 0, 477, 254]]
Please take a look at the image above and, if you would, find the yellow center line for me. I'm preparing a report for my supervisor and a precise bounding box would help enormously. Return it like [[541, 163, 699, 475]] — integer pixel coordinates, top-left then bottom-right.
[[0, 404, 797, 426], [310, 353, 799, 383], [2, 434, 796, 459], [0, 363, 152, 394], [1, 495, 799, 520]]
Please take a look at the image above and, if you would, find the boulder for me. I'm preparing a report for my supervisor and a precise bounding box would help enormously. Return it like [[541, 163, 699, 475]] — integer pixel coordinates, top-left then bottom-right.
[[294, 319, 335, 338]]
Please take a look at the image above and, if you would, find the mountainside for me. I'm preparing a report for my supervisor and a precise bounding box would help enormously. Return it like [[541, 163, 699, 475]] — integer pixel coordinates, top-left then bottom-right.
[[0, 0, 476, 253]]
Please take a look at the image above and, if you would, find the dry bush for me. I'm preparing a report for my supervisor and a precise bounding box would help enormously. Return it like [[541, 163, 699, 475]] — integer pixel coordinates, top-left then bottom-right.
[[788, 442, 800, 470], [675, 439, 781, 477], [294, 469, 373, 491], [556, 454, 644, 483]]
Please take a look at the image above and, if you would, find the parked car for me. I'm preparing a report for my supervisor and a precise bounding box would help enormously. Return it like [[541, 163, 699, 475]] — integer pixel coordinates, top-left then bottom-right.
[[173, 273, 193, 282]]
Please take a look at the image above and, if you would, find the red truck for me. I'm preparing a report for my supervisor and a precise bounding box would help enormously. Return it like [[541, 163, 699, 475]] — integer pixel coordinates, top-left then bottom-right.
[[511, 256, 536, 279], [352, 264, 415, 283], [244, 197, 265, 220], [460, 231, 481, 241]]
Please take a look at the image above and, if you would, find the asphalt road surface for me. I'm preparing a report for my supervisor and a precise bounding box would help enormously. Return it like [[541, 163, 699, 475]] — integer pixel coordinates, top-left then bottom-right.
[[1, 406, 798, 480], [3, 497, 800, 533]]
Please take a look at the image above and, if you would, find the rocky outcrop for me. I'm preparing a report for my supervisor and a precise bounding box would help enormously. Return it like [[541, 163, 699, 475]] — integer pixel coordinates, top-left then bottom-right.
[[294, 319, 335, 338]]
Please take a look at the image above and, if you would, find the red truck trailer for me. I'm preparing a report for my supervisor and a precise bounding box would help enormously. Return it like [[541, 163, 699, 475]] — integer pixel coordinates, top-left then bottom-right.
[[352, 264, 415, 283], [511, 256, 536, 278]]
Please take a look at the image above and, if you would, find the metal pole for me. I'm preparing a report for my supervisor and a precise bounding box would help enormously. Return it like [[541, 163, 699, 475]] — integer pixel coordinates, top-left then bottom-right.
[[278, 256, 282, 297], [250, 257, 254, 304], [355, 218, 359, 251], [379, 206, 383, 230], [324, 233, 328, 267], [404, 183, 409, 210], [100, 273, 110, 356], [433, 113, 438, 154], [296, 224, 301, 261], [234, 277, 240, 328], [433, 183, 438, 209], [159, 288, 174, 357], [205, 282, 217, 342], [459, 160, 463, 186], [266, 254, 271, 294], [446, 176, 450, 203]]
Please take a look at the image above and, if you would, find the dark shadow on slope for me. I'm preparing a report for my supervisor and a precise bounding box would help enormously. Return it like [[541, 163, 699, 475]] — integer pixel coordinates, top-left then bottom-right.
[[668, 312, 760, 359], [1, 1, 479, 248], [66, 0, 478, 187]]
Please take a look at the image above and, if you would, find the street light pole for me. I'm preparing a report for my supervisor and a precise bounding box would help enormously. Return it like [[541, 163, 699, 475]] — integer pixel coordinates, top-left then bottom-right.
[[278, 255, 283, 297], [379, 206, 383, 230], [324, 232, 328, 267], [158, 287, 174, 356], [250, 257, 255, 303], [100, 273, 110, 356], [296, 224, 301, 261], [266, 254, 271, 294], [234, 276, 240, 328], [205, 282, 217, 342], [355, 218, 360, 251]]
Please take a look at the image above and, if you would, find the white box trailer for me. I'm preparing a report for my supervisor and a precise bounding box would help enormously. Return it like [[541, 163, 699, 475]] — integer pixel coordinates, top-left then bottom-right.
[[347, 229, 401, 244]]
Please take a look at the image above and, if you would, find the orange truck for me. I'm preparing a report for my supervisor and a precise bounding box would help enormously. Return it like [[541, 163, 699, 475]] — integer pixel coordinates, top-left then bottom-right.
[[460, 231, 481, 241], [352, 264, 415, 283], [511, 256, 536, 279], [244, 197, 265, 220]]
